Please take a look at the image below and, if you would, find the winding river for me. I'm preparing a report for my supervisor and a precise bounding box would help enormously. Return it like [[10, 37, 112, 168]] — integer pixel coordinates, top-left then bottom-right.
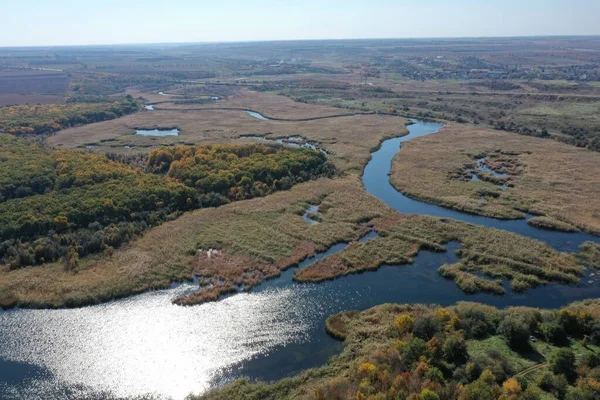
[[1, 120, 599, 400]]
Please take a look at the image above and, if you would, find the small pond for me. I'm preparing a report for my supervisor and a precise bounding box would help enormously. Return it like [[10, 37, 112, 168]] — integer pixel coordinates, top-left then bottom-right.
[[247, 111, 269, 120], [135, 128, 179, 137]]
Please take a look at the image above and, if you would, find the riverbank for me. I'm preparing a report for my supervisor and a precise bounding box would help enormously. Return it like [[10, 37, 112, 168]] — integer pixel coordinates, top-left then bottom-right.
[[194, 300, 600, 400], [3, 120, 599, 309]]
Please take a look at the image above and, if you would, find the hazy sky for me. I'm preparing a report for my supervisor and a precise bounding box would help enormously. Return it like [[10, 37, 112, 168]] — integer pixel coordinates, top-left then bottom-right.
[[3, 0, 599, 47]]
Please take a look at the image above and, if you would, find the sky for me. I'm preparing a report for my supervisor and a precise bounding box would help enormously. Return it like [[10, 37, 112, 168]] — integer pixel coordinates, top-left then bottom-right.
[[2, 0, 600, 47]]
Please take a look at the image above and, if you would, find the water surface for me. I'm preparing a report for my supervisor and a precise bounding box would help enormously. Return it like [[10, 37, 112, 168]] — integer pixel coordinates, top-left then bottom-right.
[[247, 111, 269, 120], [135, 128, 179, 137]]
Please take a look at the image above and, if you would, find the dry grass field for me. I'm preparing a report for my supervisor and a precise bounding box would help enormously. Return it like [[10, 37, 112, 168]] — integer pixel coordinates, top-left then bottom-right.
[[48, 90, 406, 172], [390, 123, 600, 234], [152, 89, 351, 119]]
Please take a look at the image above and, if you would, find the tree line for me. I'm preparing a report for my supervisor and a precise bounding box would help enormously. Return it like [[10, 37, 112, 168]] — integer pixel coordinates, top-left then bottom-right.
[[0, 95, 139, 136], [0, 138, 334, 270]]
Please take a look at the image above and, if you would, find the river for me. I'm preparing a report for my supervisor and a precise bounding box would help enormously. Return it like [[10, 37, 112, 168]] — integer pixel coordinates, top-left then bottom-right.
[[0, 120, 598, 399]]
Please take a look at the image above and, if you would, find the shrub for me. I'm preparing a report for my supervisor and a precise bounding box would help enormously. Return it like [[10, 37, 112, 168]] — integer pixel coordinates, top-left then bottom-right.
[[395, 314, 415, 334]]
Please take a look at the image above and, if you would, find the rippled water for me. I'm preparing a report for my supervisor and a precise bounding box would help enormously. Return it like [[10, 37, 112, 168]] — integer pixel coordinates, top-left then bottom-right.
[[1, 120, 599, 400]]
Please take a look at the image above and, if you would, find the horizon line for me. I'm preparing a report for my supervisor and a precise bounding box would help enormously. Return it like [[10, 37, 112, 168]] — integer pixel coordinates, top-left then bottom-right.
[[2, 33, 600, 50]]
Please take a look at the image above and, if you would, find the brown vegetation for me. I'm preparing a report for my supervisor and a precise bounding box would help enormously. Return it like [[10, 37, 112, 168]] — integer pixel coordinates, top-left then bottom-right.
[[155, 88, 350, 119], [293, 236, 418, 282], [390, 123, 600, 234]]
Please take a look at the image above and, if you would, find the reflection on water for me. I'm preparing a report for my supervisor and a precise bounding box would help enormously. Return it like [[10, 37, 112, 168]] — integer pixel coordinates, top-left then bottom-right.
[[1, 120, 599, 400], [135, 128, 179, 137], [247, 111, 269, 120], [302, 205, 320, 225], [0, 285, 318, 399]]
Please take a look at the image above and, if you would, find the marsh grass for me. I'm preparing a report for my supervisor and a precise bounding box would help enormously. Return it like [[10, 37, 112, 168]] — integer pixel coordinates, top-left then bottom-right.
[[527, 216, 580, 233], [48, 90, 407, 174], [391, 123, 600, 234], [294, 214, 583, 294], [580, 242, 600, 269]]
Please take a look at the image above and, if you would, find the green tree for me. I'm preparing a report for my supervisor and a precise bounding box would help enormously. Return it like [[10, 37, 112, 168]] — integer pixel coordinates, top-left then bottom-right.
[[520, 386, 543, 400], [541, 322, 568, 346], [459, 380, 495, 400], [549, 348, 576, 380], [497, 315, 531, 349], [443, 335, 468, 363], [400, 337, 427, 365], [420, 388, 440, 400]]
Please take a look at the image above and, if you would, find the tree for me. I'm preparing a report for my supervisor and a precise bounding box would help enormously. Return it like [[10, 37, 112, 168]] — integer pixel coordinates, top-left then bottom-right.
[[420, 388, 440, 400], [549, 348, 576, 380], [64, 244, 79, 273], [502, 378, 522, 396], [520, 386, 543, 400], [413, 315, 441, 340], [541, 322, 568, 346], [565, 387, 595, 400], [460, 379, 495, 400], [497, 315, 530, 349], [395, 314, 415, 334], [541, 128, 550, 138], [400, 337, 427, 365], [443, 335, 468, 364]]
